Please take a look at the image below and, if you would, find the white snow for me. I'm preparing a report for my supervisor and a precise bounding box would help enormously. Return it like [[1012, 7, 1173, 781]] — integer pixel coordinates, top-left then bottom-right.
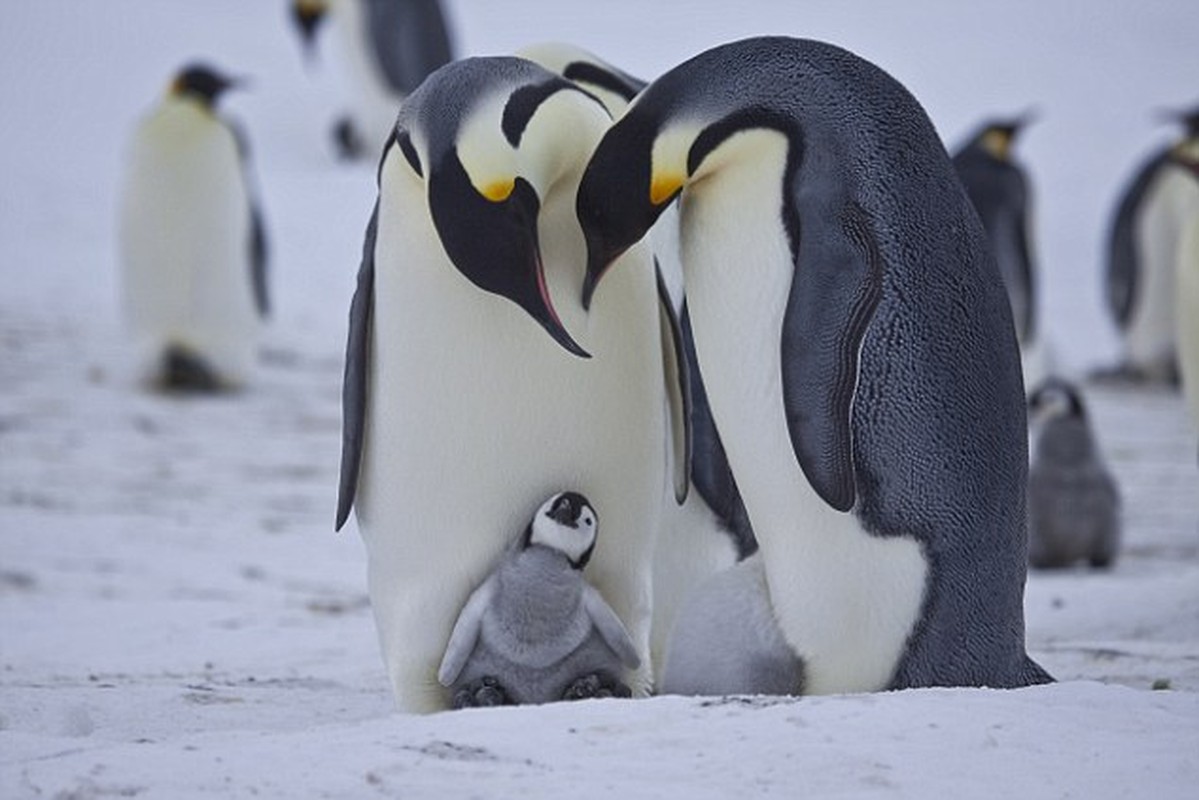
[[2, 1, 1197, 798]]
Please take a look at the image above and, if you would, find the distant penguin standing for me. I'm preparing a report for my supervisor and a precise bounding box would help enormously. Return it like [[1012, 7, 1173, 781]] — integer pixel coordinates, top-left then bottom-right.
[[577, 37, 1051, 694], [338, 57, 682, 712], [1027, 379, 1121, 569], [1178, 212, 1199, 451], [438, 492, 641, 707], [290, 0, 453, 159], [1103, 105, 1199, 385], [118, 63, 269, 391], [521, 43, 757, 670], [953, 115, 1053, 389]]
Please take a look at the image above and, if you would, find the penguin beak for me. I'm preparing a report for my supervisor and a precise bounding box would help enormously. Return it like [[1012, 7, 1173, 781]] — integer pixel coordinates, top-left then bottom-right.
[[291, 0, 327, 61], [429, 153, 591, 359]]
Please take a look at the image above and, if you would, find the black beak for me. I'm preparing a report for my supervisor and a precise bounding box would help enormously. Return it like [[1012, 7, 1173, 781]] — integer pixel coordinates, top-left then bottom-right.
[[291, 4, 325, 62], [429, 153, 591, 359]]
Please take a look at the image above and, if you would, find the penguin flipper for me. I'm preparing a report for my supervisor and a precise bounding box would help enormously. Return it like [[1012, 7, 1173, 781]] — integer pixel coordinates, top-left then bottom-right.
[[656, 261, 692, 504], [582, 585, 641, 670], [366, 0, 453, 96], [438, 576, 498, 687], [682, 303, 757, 558], [230, 118, 270, 317], [335, 202, 377, 530], [1107, 151, 1169, 328], [249, 201, 270, 317], [781, 198, 884, 512]]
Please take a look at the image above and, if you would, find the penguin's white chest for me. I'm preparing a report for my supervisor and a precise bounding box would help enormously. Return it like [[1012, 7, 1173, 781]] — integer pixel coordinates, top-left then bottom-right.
[[118, 100, 258, 383], [358, 150, 666, 710], [1127, 164, 1199, 364], [679, 130, 928, 694]]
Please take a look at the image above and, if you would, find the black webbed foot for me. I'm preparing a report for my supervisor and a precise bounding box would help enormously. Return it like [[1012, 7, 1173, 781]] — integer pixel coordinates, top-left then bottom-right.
[[452, 676, 512, 709], [561, 672, 632, 701]]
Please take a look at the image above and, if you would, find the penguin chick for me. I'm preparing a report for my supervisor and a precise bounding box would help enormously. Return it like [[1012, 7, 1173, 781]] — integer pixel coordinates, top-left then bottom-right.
[[118, 63, 269, 392], [438, 492, 641, 707], [660, 553, 803, 697], [1027, 379, 1122, 569]]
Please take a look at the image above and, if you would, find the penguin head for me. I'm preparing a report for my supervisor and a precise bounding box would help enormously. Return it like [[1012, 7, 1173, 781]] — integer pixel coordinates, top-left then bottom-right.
[[1028, 377, 1087, 423], [577, 107, 693, 309], [170, 63, 241, 109], [526, 491, 598, 570], [971, 113, 1037, 162], [516, 42, 647, 120], [289, 0, 328, 55], [392, 57, 615, 358]]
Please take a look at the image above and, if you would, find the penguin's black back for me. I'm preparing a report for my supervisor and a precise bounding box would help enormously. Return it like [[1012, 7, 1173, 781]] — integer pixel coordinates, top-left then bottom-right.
[[638, 38, 1041, 687]]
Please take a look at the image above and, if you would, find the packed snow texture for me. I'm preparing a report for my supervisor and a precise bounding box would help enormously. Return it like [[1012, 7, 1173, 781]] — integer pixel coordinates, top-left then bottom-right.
[[2, 1, 1197, 797]]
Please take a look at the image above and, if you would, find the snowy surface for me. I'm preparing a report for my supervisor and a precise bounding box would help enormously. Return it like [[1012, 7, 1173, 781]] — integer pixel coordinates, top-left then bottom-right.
[[2, 2, 1198, 798]]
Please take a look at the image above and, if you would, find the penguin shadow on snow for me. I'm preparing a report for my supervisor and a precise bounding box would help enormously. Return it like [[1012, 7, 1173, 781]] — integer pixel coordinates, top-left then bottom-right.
[[437, 492, 641, 708], [1026, 378, 1122, 571]]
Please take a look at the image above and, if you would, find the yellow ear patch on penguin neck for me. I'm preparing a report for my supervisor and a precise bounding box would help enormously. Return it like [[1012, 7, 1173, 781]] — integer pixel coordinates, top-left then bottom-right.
[[295, 0, 327, 13], [650, 172, 684, 206], [982, 129, 1011, 161], [480, 177, 516, 202]]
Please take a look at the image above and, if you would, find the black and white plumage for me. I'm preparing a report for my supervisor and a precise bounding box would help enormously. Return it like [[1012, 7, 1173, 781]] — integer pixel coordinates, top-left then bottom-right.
[[290, 0, 454, 159], [577, 36, 1051, 694], [1027, 379, 1121, 569], [118, 63, 269, 391], [952, 115, 1053, 389], [337, 57, 681, 712], [1102, 105, 1199, 385], [521, 43, 757, 670], [438, 492, 640, 707]]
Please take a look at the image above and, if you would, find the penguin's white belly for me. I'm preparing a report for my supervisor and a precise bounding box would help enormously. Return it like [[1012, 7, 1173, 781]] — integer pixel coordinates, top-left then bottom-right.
[[333, 0, 404, 155], [680, 131, 928, 694], [358, 157, 665, 712], [119, 102, 258, 384], [1127, 166, 1199, 367], [1176, 211, 1199, 436]]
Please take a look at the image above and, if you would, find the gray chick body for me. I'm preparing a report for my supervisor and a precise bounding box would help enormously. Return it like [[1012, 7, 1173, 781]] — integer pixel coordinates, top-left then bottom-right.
[[1028, 384, 1121, 568]]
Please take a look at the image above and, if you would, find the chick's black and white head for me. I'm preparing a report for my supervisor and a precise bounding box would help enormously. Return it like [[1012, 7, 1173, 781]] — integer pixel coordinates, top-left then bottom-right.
[[1028, 377, 1087, 424], [527, 491, 598, 569]]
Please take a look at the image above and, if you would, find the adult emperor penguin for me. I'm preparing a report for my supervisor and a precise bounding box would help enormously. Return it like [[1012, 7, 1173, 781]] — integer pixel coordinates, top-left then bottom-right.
[[438, 492, 640, 707], [118, 63, 269, 391], [338, 57, 679, 712], [952, 115, 1053, 390], [1102, 105, 1199, 385], [521, 42, 757, 669], [290, 0, 453, 159], [577, 36, 1052, 693], [1026, 379, 1121, 569], [1178, 212, 1199, 454]]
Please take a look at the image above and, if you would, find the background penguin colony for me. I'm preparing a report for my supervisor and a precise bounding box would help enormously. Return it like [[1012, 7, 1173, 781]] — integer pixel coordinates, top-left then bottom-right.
[[114, 0, 1197, 713]]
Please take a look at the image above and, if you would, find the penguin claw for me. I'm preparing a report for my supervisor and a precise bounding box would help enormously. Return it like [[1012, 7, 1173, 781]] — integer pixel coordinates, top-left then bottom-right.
[[561, 672, 632, 701], [452, 676, 512, 709]]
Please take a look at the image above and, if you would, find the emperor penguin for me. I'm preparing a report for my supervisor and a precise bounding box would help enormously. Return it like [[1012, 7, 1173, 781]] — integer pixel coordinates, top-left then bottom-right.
[[1026, 379, 1121, 569], [338, 57, 681, 712], [1178, 211, 1199, 454], [952, 115, 1054, 390], [577, 36, 1052, 694], [1102, 105, 1199, 385], [520, 42, 757, 668], [438, 492, 641, 707], [118, 63, 269, 391], [290, 0, 454, 159]]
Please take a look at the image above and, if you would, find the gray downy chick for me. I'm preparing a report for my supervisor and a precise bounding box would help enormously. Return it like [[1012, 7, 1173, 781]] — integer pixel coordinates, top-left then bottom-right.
[[1028, 379, 1122, 569], [438, 492, 641, 707]]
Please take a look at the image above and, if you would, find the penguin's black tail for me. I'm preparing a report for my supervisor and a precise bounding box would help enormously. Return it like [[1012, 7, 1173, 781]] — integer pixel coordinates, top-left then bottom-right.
[[159, 345, 221, 392]]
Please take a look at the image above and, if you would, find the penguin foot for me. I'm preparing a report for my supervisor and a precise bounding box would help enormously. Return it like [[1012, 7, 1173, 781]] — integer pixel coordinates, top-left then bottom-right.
[[560, 672, 632, 701], [159, 346, 222, 393], [452, 676, 512, 709], [331, 116, 367, 161]]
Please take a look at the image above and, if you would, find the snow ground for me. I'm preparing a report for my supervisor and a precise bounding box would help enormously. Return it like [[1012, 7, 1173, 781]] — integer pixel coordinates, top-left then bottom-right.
[[2, 2, 1197, 798]]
